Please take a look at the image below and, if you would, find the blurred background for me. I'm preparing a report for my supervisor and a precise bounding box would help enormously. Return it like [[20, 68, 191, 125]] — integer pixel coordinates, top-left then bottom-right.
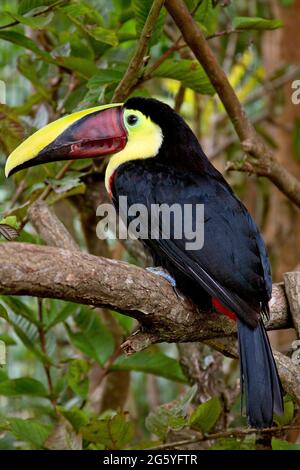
[[0, 0, 300, 450]]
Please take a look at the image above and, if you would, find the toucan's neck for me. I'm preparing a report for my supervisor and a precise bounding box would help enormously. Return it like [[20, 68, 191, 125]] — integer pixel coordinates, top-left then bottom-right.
[[156, 124, 222, 178]]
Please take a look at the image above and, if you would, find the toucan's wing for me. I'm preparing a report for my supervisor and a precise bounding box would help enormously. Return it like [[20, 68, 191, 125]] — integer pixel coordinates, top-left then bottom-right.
[[114, 162, 271, 327]]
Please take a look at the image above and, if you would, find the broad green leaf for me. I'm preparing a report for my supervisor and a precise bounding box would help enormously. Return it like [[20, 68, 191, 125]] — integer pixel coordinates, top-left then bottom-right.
[[146, 386, 196, 440], [132, 0, 166, 45], [18, 0, 57, 15], [18, 55, 51, 100], [112, 351, 187, 383], [1, 296, 39, 326], [87, 70, 124, 89], [47, 181, 86, 204], [66, 308, 115, 365], [46, 302, 76, 330], [0, 334, 16, 346], [233, 17, 283, 31], [58, 406, 89, 433], [189, 396, 222, 433], [210, 435, 256, 450], [81, 412, 134, 449], [54, 57, 98, 79], [85, 27, 118, 47], [0, 31, 51, 60], [153, 59, 215, 95], [0, 216, 20, 230], [0, 304, 9, 321], [9, 418, 51, 448], [2, 312, 53, 364], [292, 118, 300, 162], [272, 438, 300, 450], [7, 12, 54, 29], [61, 2, 104, 26], [0, 341, 5, 366], [195, 0, 220, 35], [274, 396, 294, 426], [0, 377, 48, 397], [67, 359, 89, 399]]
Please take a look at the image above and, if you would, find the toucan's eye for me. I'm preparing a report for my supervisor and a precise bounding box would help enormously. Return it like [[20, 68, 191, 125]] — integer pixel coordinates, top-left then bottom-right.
[[126, 114, 139, 126]]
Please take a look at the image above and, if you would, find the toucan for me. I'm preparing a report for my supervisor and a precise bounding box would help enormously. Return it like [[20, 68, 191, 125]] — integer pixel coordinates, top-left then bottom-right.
[[5, 97, 283, 428]]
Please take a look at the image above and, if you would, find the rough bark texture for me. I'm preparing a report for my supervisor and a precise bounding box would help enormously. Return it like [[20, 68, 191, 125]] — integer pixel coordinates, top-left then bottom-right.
[[0, 242, 290, 340]]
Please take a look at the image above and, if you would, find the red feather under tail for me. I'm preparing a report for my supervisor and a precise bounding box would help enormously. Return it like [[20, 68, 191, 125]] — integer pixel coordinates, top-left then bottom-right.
[[212, 297, 236, 321]]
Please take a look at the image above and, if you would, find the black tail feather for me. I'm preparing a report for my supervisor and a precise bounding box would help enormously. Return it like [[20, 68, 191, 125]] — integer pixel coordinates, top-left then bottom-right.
[[237, 319, 283, 428]]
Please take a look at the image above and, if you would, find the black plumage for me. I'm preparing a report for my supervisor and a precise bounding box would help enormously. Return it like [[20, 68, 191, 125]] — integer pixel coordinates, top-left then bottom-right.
[[112, 97, 283, 427]]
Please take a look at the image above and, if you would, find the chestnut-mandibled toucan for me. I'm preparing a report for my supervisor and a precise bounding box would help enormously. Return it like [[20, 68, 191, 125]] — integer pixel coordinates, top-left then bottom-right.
[[5, 97, 283, 428]]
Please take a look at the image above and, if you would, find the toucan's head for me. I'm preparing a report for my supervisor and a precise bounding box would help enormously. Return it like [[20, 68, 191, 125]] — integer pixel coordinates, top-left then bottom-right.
[[5, 97, 203, 192]]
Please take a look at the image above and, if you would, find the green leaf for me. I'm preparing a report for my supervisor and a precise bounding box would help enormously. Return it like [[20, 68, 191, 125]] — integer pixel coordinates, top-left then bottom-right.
[[0, 334, 16, 346], [0, 304, 9, 321], [66, 307, 115, 365], [292, 118, 300, 162], [146, 386, 196, 440], [274, 396, 294, 426], [233, 17, 283, 31], [0, 308, 53, 364], [211, 435, 256, 450], [272, 438, 300, 450], [54, 57, 98, 79], [0, 340, 5, 366], [58, 406, 89, 433], [81, 412, 134, 449], [1, 296, 39, 326], [87, 70, 124, 89], [153, 59, 215, 95], [85, 26, 118, 47], [195, 0, 219, 35], [0, 377, 48, 397], [18, 0, 57, 15], [67, 359, 89, 399], [7, 11, 54, 29], [0, 31, 51, 59], [0, 216, 20, 230], [132, 0, 166, 45], [46, 302, 76, 330], [112, 351, 187, 383], [9, 418, 51, 448], [189, 396, 222, 433]]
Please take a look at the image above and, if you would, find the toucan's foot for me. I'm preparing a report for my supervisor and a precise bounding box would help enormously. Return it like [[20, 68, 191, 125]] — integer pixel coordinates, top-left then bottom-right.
[[146, 266, 185, 300], [146, 266, 176, 287]]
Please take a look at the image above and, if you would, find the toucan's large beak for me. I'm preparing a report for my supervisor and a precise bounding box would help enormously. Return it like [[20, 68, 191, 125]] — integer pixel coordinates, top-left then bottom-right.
[[5, 103, 126, 177]]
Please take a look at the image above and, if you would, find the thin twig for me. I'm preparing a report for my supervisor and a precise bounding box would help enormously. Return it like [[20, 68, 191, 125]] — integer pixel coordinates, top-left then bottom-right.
[[37, 298, 55, 404], [112, 0, 165, 102], [146, 425, 300, 450], [206, 28, 243, 40]]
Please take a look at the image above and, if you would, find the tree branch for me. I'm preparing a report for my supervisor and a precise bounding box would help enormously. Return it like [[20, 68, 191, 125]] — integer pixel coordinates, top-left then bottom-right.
[[112, 0, 165, 102], [1, 242, 300, 402], [0, 242, 290, 339], [165, 0, 300, 208]]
